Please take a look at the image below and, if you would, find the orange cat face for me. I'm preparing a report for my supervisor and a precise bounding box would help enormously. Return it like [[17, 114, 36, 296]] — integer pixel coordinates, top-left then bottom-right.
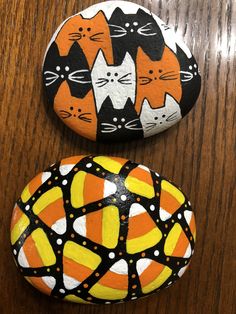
[[54, 81, 97, 141], [135, 46, 182, 114], [55, 11, 113, 67]]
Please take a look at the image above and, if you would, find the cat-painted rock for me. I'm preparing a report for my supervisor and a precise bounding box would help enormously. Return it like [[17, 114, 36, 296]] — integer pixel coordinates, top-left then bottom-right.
[[43, 1, 201, 142], [11, 155, 196, 304]]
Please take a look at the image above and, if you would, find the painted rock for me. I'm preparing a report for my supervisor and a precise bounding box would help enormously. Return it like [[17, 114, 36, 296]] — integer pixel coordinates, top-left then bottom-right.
[[43, 1, 201, 142], [11, 155, 196, 304]]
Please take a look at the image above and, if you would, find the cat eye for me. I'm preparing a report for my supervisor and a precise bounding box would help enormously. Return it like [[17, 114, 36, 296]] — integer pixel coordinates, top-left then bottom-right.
[[78, 109, 81, 112], [162, 115, 166, 118], [149, 70, 153, 74], [154, 117, 158, 120], [87, 28, 91, 31], [125, 23, 130, 27], [79, 27, 83, 32], [159, 69, 163, 73], [114, 73, 118, 76], [107, 72, 111, 76], [70, 107, 74, 111], [133, 22, 138, 26]]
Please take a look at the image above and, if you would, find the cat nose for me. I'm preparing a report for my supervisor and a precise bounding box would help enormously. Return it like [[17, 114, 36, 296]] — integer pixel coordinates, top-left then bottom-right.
[[130, 29, 134, 32]]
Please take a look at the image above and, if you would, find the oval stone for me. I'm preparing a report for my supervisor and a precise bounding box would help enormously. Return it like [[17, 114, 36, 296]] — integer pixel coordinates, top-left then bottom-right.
[[43, 1, 201, 142], [11, 155, 196, 304]]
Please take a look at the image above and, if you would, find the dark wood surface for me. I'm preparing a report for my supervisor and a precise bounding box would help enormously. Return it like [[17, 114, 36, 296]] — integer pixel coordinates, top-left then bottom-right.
[[0, 0, 235, 313]]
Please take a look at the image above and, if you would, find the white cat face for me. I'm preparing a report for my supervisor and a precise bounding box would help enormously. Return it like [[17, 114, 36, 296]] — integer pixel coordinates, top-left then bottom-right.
[[91, 50, 136, 112], [140, 94, 182, 137]]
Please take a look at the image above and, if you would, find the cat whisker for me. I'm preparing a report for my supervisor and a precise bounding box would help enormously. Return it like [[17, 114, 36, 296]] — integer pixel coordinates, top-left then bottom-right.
[[179, 71, 193, 82], [96, 80, 109, 87], [138, 23, 157, 36], [69, 70, 91, 84], [101, 123, 118, 133], [139, 76, 152, 85], [79, 117, 92, 123], [138, 29, 158, 36], [159, 73, 179, 81], [90, 32, 104, 42], [44, 71, 59, 86], [145, 122, 156, 126], [109, 24, 127, 38], [59, 110, 72, 119], [166, 112, 178, 122]]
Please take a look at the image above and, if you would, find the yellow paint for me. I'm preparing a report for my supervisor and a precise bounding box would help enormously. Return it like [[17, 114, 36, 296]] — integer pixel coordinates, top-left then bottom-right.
[[162, 180, 185, 204], [64, 295, 91, 304], [142, 266, 172, 294], [31, 228, 56, 266], [64, 241, 101, 270], [164, 223, 182, 255], [93, 156, 122, 174], [89, 283, 127, 300], [102, 206, 119, 248], [32, 187, 62, 215], [21, 185, 31, 203], [125, 177, 155, 199], [71, 171, 86, 208], [11, 213, 30, 244], [127, 227, 162, 254]]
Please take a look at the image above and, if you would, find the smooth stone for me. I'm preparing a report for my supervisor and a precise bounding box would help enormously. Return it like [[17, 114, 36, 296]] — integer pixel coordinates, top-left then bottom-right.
[[11, 155, 196, 304], [43, 1, 201, 142]]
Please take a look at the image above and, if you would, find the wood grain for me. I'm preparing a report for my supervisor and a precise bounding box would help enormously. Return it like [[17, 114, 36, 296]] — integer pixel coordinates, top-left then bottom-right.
[[0, 0, 235, 313]]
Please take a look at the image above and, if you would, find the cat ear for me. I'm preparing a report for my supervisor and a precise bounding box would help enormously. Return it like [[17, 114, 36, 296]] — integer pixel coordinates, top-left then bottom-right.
[[164, 93, 179, 107], [93, 49, 108, 67], [140, 99, 152, 113], [55, 81, 71, 103], [136, 47, 151, 62], [110, 7, 125, 18], [122, 52, 134, 66], [100, 96, 114, 111], [124, 97, 134, 109], [93, 10, 106, 21], [137, 8, 150, 18]]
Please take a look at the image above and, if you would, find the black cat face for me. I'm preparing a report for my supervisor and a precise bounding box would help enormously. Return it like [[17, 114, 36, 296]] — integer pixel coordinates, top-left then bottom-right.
[[109, 8, 164, 63], [97, 97, 143, 142], [176, 45, 200, 83], [176, 45, 201, 116], [43, 42, 91, 103]]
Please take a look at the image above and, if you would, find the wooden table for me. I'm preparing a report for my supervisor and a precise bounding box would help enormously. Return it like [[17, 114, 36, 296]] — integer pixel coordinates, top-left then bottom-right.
[[0, 0, 235, 313]]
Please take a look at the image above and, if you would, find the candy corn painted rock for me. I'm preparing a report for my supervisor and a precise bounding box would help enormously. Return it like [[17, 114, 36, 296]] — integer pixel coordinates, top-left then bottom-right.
[[11, 155, 196, 304]]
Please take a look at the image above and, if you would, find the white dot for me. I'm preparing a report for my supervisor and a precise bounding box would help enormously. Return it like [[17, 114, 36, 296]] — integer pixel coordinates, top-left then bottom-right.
[[154, 250, 159, 256], [65, 66, 70, 71], [125, 23, 130, 27], [57, 239, 63, 245], [121, 118, 125, 122], [109, 252, 115, 259], [56, 66, 60, 71], [59, 289, 65, 293], [121, 195, 127, 201], [194, 72, 197, 76], [61, 74, 64, 78], [155, 172, 160, 177], [189, 65, 193, 70], [168, 281, 172, 286], [113, 117, 118, 122], [188, 201, 191, 206], [25, 205, 30, 211], [105, 302, 111, 304], [150, 204, 155, 211], [86, 163, 92, 168], [194, 64, 197, 68], [13, 249, 17, 255], [118, 125, 122, 129], [130, 29, 134, 32], [131, 297, 137, 300], [62, 179, 67, 185], [177, 213, 182, 219], [133, 21, 138, 26]]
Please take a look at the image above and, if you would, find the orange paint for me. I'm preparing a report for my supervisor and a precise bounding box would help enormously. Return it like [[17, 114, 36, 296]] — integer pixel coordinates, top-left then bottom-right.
[[38, 198, 65, 227], [172, 230, 189, 257], [23, 235, 44, 267], [136, 46, 182, 114], [54, 81, 97, 141], [10, 205, 22, 230], [55, 11, 113, 67], [128, 167, 153, 186], [160, 190, 181, 214], [139, 261, 164, 287], [27, 277, 52, 295], [127, 213, 156, 239], [99, 271, 128, 290], [86, 210, 103, 245], [63, 257, 92, 281]]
